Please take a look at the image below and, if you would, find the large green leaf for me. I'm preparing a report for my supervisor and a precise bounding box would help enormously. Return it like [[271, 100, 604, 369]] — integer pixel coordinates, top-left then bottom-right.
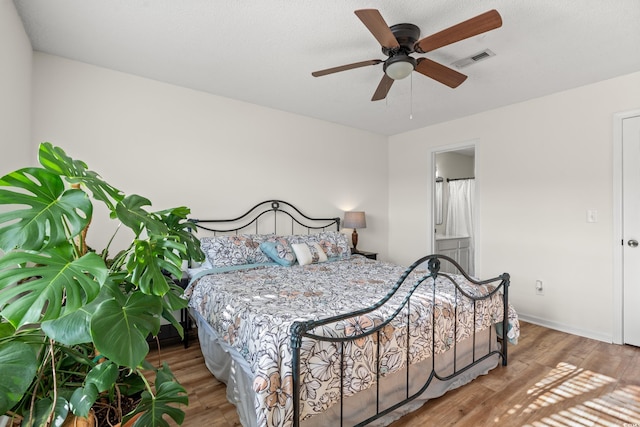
[[127, 238, 183, 296], [52, 396, 72, 427], [0, 167, 92, 252], [128, 365, 187, 427], [38, 142, 124, 212], [116, 195, 168, 237], [91, 292, 162, 368], [0, 341, 38, 414], [154, 362, 181, 389], [41, 278, 117, 345], [0, 247, 107, 328], [158, 284, 188, 340], [163, 282, 188, 312], [41, 306, 92, 345], [156, 207, 204, 264], [69, 382, 98, 418], [85, 360, 118, 392], [119, 369, 147, 397]]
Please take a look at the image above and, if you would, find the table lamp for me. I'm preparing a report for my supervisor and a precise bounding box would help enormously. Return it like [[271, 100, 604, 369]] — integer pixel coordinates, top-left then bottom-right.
[[343, 211, 366, 251]]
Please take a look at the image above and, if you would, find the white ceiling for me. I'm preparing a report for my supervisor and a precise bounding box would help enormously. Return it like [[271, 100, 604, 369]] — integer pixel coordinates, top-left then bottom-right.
[[13, 0, 640, 136]]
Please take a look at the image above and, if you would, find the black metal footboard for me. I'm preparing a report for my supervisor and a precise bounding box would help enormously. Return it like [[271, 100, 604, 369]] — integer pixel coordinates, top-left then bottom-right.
[[290, 254, 510, 427]]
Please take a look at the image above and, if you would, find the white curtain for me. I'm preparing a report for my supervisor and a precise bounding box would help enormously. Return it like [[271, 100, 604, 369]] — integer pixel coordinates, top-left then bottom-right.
[[445, 179, 475, 275], [435, 180, 443, 225]]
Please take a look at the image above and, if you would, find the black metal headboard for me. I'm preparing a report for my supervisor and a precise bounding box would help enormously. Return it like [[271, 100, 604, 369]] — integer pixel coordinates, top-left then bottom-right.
[[189, 200, 341, 236]]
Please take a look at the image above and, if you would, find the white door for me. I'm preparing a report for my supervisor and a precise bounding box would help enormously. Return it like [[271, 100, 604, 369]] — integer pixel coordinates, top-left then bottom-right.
[[623, 114, 640, 346]]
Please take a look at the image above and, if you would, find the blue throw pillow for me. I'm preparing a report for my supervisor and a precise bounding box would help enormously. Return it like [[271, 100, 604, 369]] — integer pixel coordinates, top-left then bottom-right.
[[259, 239, 296, 266]]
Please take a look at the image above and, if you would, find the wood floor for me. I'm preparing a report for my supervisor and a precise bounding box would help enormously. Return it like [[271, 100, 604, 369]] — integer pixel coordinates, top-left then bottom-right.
[[148, 321, 640, 426]]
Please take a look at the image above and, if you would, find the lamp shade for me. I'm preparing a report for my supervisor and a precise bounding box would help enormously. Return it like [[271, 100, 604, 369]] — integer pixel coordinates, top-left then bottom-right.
[[343, 211, 366, 229]]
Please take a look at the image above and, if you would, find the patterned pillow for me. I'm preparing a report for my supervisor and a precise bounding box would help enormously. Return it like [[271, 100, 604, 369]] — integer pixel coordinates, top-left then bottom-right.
[[315, 231, 351, 259], [200, 235, 252, 267], [241, 234, 275, 264], [200, 234, 278, 267], [285, 234, 319, 246], [260, 238, 296, 266]]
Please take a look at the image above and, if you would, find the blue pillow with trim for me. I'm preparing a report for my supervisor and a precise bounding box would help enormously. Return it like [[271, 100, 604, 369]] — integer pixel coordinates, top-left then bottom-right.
[[260, 239, 296, 266]]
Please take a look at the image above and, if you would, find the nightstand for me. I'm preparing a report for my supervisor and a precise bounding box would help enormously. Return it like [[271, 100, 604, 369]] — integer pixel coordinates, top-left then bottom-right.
[[352, 249, 378, 260]]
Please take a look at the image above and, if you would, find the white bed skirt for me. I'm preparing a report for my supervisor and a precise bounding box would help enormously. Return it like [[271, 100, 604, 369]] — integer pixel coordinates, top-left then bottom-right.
[[191, 309, 500, 427]]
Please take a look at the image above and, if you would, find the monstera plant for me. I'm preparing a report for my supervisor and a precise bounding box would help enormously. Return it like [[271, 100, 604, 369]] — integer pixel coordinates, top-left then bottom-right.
[[0, 143, 204, 426]]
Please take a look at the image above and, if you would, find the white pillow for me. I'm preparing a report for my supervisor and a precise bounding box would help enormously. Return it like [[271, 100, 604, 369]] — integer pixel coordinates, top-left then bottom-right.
[[291, 242, 328, 266]]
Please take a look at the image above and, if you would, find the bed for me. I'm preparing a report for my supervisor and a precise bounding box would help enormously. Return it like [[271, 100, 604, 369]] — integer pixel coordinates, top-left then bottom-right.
[[184, 200, 519, 427]]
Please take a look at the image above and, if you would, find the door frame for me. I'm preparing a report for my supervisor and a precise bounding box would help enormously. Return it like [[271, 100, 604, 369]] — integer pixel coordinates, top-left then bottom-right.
[[612, 109, 640, 345], [429, 139, 480, 276]]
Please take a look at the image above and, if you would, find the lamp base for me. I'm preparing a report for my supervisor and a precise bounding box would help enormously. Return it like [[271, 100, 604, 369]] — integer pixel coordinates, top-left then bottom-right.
[[352, 229, 359, 251]]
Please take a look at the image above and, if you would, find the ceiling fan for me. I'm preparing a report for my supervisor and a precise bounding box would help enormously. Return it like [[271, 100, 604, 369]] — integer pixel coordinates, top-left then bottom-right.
[[312, 9, 503, 101]]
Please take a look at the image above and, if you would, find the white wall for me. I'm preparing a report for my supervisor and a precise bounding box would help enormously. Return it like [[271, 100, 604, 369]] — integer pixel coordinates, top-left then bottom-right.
[[30, 53, 389, 257], [0, 0, 32, 172], [389, 71, 640, 342]]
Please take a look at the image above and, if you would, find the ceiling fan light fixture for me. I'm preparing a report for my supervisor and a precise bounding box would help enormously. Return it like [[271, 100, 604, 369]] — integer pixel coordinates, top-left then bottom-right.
[[384, 55, 416, 80]]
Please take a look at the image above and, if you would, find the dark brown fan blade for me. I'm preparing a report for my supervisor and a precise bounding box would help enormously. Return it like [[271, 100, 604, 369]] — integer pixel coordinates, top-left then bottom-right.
[[312, 59, 383, 77], [414, 10, 502, 54], [371, 74, 394, 101], [415, 58, 467, 88], [355, 9, 400, 49]]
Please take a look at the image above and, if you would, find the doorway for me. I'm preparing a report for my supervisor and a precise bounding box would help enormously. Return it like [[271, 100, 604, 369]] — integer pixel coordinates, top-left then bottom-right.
[[614, 109, 640, 346], [431, 143, 476, 276]]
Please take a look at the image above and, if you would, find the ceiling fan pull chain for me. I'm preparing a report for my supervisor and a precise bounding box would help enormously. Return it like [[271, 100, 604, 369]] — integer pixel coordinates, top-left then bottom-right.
[[409, 73, 414, 120]]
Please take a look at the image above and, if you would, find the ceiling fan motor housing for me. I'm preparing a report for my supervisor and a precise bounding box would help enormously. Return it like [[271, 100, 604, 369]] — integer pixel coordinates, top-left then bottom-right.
[[382, 23, 421, 56]]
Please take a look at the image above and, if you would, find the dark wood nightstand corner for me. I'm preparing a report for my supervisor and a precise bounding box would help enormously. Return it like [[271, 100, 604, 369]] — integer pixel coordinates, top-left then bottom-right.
[[352, 249, 378, 260]]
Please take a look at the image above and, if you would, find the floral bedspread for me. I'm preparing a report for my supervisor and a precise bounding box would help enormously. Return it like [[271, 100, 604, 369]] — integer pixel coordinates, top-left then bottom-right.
[[185, 256, 519, 427]]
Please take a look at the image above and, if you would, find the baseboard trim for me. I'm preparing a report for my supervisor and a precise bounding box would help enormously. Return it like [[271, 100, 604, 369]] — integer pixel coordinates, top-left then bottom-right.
[[517, 312, 613, 344]]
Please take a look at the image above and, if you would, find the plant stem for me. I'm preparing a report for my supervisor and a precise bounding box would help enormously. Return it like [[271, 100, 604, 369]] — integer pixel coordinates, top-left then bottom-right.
[[138, 368, 155, 400], [103, 223, 122, 264], [27, 335, 50, 427], [46, 339, 57, 426]]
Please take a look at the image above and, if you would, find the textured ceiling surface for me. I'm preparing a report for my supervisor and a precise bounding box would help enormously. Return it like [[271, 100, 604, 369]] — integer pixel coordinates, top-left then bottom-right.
[[13, 0, 640, 136]]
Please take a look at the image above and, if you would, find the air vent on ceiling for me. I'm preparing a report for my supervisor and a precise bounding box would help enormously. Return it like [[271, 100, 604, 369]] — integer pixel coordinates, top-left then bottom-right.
[[451, 49, 496, 69]]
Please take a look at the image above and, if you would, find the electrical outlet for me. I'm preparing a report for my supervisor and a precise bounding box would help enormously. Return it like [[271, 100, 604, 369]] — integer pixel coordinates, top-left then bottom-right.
[[535, 280, 544, 295]]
